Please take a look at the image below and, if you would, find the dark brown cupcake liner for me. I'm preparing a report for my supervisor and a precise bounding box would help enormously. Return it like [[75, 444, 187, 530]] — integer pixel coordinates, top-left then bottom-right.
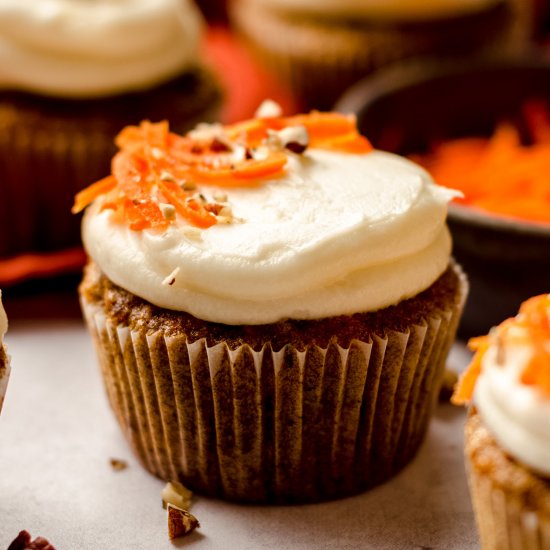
[[0, 68, 222, 258], [231, 0, 517, 109], [81, 263, 466, 503], [465, 411, 550, 549]]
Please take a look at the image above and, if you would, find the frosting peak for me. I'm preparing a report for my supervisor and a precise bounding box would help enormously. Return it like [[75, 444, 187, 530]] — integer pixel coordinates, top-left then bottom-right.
[[0, 0, 203, 97]]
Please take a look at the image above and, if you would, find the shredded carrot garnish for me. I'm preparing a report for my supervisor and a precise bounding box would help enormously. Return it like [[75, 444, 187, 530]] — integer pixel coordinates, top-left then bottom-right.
[[451, 336, 489, 405], [411, 100, 550, 226], [72, 109, 373, 231], [452, 294, 550, 405], [518, 295, 550, 395], [72, 175, 117, 214]]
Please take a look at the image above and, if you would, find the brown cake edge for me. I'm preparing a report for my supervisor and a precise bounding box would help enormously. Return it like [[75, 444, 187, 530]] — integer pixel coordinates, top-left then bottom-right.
[[80, 259, 464, 351]]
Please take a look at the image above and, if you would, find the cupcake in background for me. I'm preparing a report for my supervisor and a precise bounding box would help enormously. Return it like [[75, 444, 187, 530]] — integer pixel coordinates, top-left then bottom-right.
[[230, 0, 517, 110], [0, 0, 222, 259], [0, 290, 10, 413], [76, 106, 467, 503], [453, 295, 550, 549]]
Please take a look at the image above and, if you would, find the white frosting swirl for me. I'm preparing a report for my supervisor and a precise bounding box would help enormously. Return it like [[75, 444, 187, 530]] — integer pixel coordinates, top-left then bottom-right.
[[475, 326, 550, 477], [0, 0, 203, 98], [83, 149, 456, 325], [253, 0, 501, 20]]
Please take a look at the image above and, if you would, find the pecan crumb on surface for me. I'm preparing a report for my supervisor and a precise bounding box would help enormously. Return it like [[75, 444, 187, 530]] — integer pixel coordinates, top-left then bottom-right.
[[7, 531, 56, 550], [162, 481, 193, 511], [167, 504, 200, 540], [109, 458, 128, 471]]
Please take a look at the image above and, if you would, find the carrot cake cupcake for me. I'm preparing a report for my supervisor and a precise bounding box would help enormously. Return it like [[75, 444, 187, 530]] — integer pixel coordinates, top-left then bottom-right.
[[76, 105, 467, 502], [230, 0, 515, 110], [454, 294, 550, 548], [0, 291, 10, 413], [0, 0, 221, 258]]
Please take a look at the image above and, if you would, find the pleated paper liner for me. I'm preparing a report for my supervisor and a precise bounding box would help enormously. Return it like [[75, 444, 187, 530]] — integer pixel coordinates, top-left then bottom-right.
[[81, 263, 466, 503], [0, 69, 221, 258], [465, 411, 550, 550], [231, 0, 515, 110]]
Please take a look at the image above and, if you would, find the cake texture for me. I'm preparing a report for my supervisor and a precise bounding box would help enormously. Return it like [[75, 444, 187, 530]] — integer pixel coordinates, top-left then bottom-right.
[[0, 290, 10, 413], [230, 0, 515, 110], [454, 294, 550, 548], [0, 0, 222, 258], [77, 108, 467, 502]]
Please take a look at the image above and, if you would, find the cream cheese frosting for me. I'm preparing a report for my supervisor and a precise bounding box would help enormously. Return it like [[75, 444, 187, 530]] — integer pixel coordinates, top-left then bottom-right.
[[83, 148, 456, 325], [474, 324, 550, 478], [0, 0, 203, 98], [252, 0, 501, 20]]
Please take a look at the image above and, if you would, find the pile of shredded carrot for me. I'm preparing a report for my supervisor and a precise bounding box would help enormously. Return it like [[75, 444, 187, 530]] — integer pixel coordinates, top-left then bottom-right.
[[452, 294, 550, 405], [72, 111, 372, 231], [411, 100, 550, 225]]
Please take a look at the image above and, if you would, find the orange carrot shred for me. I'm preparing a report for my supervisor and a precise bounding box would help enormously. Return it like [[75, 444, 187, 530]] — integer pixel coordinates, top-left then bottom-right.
[[73, 111, 373, 231], [72, 175, 117, 214], [452, 294, 550, 405], [451, 336, 489, 405], [411, 100, 550, 226], [158, 180, 217, 228]]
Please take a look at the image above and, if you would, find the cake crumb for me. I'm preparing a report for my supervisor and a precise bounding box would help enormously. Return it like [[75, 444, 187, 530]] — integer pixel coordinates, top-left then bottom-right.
[[167, 504, 200, 540], [109, 458, 128, 472]]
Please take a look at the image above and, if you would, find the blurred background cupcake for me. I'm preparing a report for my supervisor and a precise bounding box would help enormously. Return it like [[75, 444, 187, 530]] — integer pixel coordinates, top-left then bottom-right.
[[453, 295, 550, 549], [230, 0, 522, 110], [0, 0, 222, 260]]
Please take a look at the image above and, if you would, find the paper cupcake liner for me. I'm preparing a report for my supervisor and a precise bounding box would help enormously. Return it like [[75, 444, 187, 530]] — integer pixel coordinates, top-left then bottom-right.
[[465, 411, 550, 549], [231, 0, 515, 109], [0, 71, 221, 258], [0, 120, 114, 257], [467, 461, 550, 549], [81, 267, 466, 503], [0, 346, 10, 414]]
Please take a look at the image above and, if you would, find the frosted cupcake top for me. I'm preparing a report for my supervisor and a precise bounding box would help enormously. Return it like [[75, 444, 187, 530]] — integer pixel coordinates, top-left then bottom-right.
[[0, 0, 203, 98], [252, 0, 501, 21], [76, 106, 456, 324], [454, 295, 550, 477]]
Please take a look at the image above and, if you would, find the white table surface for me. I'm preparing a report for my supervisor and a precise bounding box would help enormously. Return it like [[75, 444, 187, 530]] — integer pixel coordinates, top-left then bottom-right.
[[0, 318, 477, 550]]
